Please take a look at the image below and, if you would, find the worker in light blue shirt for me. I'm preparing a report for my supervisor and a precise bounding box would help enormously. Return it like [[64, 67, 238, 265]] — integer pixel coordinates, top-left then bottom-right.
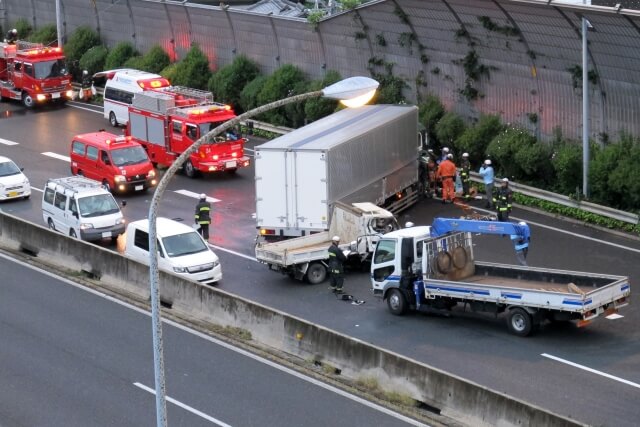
[[479, 159, 494, 208]]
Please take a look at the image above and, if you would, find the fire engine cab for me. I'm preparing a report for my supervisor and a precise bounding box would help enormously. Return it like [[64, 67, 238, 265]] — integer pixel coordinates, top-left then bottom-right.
[[127, 86, 250, 177], [0, 41, 72, 108]]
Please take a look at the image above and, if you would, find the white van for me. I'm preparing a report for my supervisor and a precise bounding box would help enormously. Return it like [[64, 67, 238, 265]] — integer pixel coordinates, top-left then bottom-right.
[[123, 217, 222, 285], [94, 69, 170, 127], [42, 176, 126, 241]]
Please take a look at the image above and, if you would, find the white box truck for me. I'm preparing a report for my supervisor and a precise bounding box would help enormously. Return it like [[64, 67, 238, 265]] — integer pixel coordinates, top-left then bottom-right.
[[254, 105, 420, 241]]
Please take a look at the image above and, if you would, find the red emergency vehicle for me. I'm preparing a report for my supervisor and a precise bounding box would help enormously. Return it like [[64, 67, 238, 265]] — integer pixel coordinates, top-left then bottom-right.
[[0, 41, 73, 108], [127, 86, 250, 177]]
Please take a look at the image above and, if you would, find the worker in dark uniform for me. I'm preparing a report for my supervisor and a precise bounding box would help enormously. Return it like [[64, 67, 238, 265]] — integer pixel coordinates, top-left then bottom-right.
[[328, 235, 347, 294], [80, 70, 93, 102], [5, 28, 18, 45], [459, 152, 471, 201], [194, 193, 211, 240], [493, 178, 513, 221]]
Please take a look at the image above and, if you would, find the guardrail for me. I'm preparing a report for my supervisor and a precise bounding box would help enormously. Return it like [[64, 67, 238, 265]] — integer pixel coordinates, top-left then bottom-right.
[[71, 86, 637, 225]]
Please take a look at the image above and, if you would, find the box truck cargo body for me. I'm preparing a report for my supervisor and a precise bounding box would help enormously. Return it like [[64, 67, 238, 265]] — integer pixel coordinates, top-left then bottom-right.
[[255, 105, 420, 239]]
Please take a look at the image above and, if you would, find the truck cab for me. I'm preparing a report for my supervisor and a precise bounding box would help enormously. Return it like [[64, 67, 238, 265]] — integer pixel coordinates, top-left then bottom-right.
[[0, 41, 73, 107]]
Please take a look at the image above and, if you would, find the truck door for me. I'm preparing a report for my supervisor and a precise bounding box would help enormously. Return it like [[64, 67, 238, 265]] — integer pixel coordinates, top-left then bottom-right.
[[371, 238, 399, 292], [293, 151, 327, 231], [84, 145, 99, 182]]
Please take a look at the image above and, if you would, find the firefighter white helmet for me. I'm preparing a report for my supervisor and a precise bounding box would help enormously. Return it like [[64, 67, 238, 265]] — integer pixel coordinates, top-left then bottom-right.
[[502, 177, 509, 183], [462, 152, 469, 157], [443, 147, 450, 153], [332, 235, 340, 242], [405, 222, 415, 228], [518, 221, 527, 226], [484, 159, 492, 165], [199, 193, 207, 200]]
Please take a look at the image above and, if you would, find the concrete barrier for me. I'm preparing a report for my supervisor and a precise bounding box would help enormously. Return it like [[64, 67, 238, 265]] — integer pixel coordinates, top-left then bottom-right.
[[0, 212, 584, 427]]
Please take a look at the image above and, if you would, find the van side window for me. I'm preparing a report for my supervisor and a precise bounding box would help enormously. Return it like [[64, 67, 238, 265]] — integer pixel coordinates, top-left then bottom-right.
[[69, 197, 78, 215], [133, 229, 164, 257], [105, 87, 134, 105], [72, 141, 85, 156], [172, 121, 182, 134], [43, 187, 55, 205], [87, 145, 99, 161], [54, 192, 68, 210]]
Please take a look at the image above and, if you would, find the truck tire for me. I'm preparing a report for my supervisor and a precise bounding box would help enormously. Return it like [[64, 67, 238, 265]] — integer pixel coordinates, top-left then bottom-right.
[[305, 262, 327, 284], [387, 288, 408, 315], [184, 160, 198, 178], [109, 112, 118, 127], [507, 308, 533, 337], [22, 93, 35, 108]]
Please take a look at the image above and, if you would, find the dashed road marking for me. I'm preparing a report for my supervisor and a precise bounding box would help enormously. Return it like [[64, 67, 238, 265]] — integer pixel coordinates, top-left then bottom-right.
[[174, 189, 221, 203], [42, 152, 70, 162], [542, 353, 640, 389], [0, 138, 19, 146]]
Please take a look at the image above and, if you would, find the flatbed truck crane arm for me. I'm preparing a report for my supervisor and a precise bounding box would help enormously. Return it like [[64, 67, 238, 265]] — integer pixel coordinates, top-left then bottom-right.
[[430, 218, 530, 265]]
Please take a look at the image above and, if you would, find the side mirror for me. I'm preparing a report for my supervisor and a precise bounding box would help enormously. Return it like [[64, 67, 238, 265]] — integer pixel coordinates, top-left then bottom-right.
[[103, 158, 111, 165], [121, 200, 127, 207], [20, 167, 24, 171], [72, 211, 79, 218]]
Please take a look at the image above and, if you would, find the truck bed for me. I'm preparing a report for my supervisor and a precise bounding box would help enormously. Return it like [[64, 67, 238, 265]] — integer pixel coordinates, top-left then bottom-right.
[[255, 232, 333, 266], [422, 262, 630, 314]]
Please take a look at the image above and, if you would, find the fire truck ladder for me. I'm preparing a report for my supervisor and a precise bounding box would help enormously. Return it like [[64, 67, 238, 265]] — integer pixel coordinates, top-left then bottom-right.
[[16, 40, 45, 50], [160, 86, 214, 104]]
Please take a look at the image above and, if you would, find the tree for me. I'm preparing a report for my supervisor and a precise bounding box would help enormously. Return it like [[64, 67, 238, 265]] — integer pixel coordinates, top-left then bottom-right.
[[171, 44, 211, 89], [418, 94, 444, 140], [28, 24, 57, 45], [79, 45, 109, 76], [208, 55, 260, 112], [64, 26, 101, 80], [455, 114, 503, 167], [140, 45, 170, 74], [304, 70, 342, 123], [105, 42, 137, 70], [257, 64, 308, 126], [551, 143, 582, 195], [239, 75, 268, 112], [434, 112, 465, 151]]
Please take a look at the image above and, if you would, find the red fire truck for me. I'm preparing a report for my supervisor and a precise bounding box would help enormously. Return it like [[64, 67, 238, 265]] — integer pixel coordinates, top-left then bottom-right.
[[0, 41, 73, 108], [127, 86, 250, 177]]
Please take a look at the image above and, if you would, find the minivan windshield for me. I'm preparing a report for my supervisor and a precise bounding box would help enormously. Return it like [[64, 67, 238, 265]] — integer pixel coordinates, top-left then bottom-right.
[[162, 232, 209, 258], [78, 194, 120, 217], [0, 160, 21, 177], [34, 59, 68, 79], [111, 146, 149, 166]]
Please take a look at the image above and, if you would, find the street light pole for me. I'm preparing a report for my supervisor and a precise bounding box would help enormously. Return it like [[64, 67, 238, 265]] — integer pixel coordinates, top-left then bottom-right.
[[582, 1, 589, 198], [147, 76, 378, 427], [56, 0, 63, 48]]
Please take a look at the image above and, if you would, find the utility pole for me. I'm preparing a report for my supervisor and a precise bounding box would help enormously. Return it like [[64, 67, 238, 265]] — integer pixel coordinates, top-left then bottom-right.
[[56, 0, 63, 47], [582, 0, 589, 198]]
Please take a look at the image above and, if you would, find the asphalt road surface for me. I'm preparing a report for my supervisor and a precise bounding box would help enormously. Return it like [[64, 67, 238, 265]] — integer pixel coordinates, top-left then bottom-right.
[[0, 253, 426, 427], [1, 100, 639, 426]]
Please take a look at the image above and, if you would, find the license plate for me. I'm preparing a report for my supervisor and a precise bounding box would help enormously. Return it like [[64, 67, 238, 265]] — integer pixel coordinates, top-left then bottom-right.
[[225, 161, 237, 169], [102, 231, 112, 238], [135, 185, 143, 191], [52, 92, 61, 99], [8, 191, 18, 197]]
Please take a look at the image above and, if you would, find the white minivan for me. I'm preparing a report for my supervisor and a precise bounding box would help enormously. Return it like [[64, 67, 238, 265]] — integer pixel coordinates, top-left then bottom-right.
[[42, 176, 126, 241], [94, 68, 170, 127], [123, 217, 222, 285]]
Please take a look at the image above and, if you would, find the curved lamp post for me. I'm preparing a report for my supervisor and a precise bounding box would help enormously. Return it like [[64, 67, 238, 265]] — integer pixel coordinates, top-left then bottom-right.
[[147, 76, 379, 426]]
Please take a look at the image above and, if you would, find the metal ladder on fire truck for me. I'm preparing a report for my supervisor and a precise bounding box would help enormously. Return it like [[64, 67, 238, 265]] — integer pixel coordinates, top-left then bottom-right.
[[157, 86, 213, 104]]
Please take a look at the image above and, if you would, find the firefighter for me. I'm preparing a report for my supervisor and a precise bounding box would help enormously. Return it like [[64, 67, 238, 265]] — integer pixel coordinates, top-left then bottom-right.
[[194, 193, 211, 240], [5, 28, 18, 45], [328, 235, 347, 294], [493, 178, 513, 221], [437, 153, 457, 204], [479, 159, 494, 208], [80, 70, 93, 102], [438, 147, 450, 165], [460, 152, 471, 201]]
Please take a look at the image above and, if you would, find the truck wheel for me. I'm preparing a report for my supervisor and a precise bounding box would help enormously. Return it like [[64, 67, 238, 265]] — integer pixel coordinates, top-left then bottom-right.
[[22, 93, 35, 108], [507, 308, 533, 337], [387, 289, 408, 315], [109, 112, 118, 127], [69, 229, 78, 239], [305, 262, 327, 284], [47, 218, 56, 231], [184, 160, 198, 178]]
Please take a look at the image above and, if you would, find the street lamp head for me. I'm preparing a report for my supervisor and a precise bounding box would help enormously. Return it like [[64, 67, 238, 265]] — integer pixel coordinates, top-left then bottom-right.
[[321, 76, 379, 108]]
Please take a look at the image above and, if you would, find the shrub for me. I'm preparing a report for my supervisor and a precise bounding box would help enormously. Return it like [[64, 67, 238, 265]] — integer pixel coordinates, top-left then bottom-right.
[[455, 114, 503, 167], [418, 94, 444, 136], [104, 42, 137, 70], [514, 141, 554, 187], [208, 55, 260, 112], [78, 45, 109, 76], [13, 18, 32, 39], [140, 45, 170, 74], [122, 56, 145, 70], [64, 26, 101, 79], [303, 70, 342, 123], [28, 24, 57, 46], [434, 112, 465, 150], [257, 64, 308, 126], [551, 143, 582, 195], [159, 63, 180, 84], [171, 44, 211, 89], [240, 75, 268, 112], [487, 127, 542, 180]]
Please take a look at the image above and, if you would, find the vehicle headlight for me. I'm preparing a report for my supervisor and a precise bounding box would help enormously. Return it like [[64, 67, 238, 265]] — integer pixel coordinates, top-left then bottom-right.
[[115, 217, 125, 225], [173, 266, 187, 273], [213, 260, 220, 268], [66, 90, 74, 98], [36, 94, 47, 101], [23, 178, 30, 186], [114, 175, 126, 183], [80, 223, 94, 230], [147, 170, 156, 178]]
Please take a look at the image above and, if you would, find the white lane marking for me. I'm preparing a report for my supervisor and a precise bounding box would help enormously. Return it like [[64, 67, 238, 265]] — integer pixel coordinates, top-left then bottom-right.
[[42, 152, 70, 162], [134, 382, 232, 426], [244, 148, 254, 153], [541, 353, 640, 389], [0, 138, 19, 146], [0, 251, 429, 427], [174, 189, 221, 204], [471, 206, 640, 254], [68, 102, 103, 114], [30, 187, 43, 193], [208, 243, 257, 262]]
